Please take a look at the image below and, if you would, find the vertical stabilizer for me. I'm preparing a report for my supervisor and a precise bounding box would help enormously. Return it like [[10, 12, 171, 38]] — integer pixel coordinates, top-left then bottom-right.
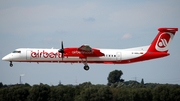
[[147, 28, 178, 53]]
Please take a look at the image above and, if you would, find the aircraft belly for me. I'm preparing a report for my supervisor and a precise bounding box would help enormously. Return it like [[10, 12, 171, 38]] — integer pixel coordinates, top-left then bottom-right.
[[29, 56, 113, 62]]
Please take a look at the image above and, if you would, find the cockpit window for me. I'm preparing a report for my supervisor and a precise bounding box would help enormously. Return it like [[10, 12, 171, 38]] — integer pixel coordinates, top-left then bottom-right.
[[12, 51, 21, 53]]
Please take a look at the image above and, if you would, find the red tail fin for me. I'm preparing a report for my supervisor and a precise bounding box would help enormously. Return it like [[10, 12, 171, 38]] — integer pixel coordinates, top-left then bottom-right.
[[147, 28, 178, 53]]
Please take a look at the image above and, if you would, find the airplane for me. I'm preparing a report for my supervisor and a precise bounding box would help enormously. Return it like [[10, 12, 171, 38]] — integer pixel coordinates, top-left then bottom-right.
[[2, 28, 178, 71]]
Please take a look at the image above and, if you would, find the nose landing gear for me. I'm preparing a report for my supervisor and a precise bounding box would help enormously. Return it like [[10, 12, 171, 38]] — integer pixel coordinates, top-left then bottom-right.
[[10, 61, 13, 67]]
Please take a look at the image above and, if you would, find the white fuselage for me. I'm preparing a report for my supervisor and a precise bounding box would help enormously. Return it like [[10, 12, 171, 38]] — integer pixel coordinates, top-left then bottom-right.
[[2, 46, 149, 64]]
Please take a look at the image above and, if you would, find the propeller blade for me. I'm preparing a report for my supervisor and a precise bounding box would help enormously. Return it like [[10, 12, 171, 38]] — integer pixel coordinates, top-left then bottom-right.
[[61, 41, 64, 50], [62, 53, 64, 59], [58, 41, 64, 60]]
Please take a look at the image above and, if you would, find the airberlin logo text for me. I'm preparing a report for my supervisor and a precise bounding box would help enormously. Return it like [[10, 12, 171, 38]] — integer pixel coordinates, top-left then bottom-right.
[[31, 50, 61, 58]]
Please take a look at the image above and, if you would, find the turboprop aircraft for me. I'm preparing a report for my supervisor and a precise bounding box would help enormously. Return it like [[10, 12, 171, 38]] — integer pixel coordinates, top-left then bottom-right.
[[2, 28, 178, 71]]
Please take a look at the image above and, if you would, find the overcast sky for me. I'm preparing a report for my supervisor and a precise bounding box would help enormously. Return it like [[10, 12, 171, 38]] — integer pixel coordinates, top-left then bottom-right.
[[1, 0, 180, 85]]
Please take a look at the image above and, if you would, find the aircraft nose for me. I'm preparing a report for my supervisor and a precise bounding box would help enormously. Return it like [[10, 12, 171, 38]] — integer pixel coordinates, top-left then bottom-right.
[[2, 55, 11, 61]]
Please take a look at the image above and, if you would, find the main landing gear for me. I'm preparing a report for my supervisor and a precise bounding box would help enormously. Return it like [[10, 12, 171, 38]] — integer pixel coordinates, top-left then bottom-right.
[[82, 58, 89, 71], [10, 61, 13, 67], [84, 65, 89, 71]]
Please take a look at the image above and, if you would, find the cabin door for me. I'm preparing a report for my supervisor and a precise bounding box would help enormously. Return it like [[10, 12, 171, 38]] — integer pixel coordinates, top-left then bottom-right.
[[26, 50, 31, 60], [116, 52, 121, 61]]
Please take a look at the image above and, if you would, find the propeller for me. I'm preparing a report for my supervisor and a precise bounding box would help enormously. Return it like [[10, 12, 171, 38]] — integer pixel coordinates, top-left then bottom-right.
[[58, 41, 64, 59]]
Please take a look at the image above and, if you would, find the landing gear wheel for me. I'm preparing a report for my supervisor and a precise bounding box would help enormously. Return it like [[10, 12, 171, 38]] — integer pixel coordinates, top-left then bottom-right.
[[10, 64, 13, 67], [10, 61, 13, 67], [84, 66, 89, 71]]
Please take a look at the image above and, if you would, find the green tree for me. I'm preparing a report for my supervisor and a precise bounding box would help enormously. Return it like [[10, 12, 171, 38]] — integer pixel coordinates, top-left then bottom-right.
[[75, 87, 99, 101], [131, 88, 152, 101], [141, 78, 144, 85], [78, 82, 92, 88], [98, 87, 113, 101], [75, 86, 113, 101], [49, 85, 75, 101], [172, 88, 180, 101], [111, 88, 132, 101], [13, 86, 30, 101], [0, 87, 9, 101], [0, 82, 3, 88], [153, 85, 170, 101], [107, 70, 123, 84], [0, 85, 30, 101], [28, 84, 50, 101]]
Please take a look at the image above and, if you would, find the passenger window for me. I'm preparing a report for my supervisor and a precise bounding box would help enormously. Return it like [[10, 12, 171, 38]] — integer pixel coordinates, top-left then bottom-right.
[[13, 51, 21, 53]]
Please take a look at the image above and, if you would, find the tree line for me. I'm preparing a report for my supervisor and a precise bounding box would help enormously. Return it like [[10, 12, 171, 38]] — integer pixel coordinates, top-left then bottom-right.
[[0, 70, 180, 101]]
